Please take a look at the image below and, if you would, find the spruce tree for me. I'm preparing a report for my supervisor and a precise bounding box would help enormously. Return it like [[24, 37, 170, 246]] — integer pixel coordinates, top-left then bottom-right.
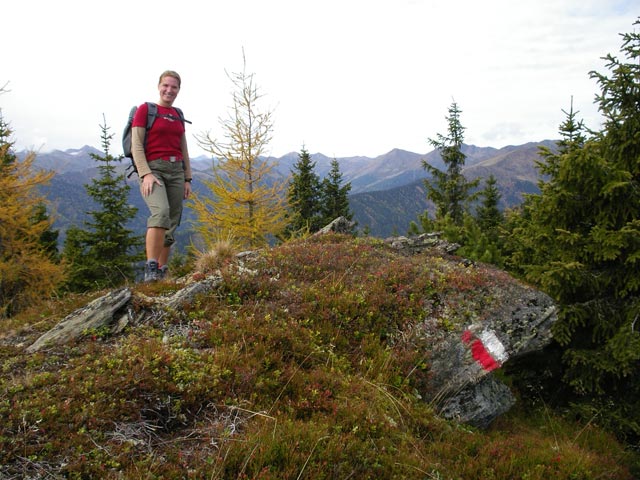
[[0, 111, 16, 168], [506, 100, 588, 275], [320, 158, 353, 229], [456, 215, 504, 265], [286, 147, 323, 236], [537, 97, 586, 178], [454, 175, 505, 266], [475, 175, 504, 241], [407, 221, 421, 236], [31, 202, 60, 261], [62, 118, 143, 291], [422, 101, 479, 227], [506, 20, 640, 442], [504, 103, 587, 279]]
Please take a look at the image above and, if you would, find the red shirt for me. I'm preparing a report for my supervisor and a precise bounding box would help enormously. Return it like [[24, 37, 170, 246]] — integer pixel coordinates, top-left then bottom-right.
[[132, 103, 185, 161]]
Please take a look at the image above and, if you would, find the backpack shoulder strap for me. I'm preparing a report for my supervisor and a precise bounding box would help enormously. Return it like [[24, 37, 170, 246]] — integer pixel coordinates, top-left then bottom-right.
[[144, 102, 191, 127], [173, 107, 192, 125], [145, 102, 158, 130]]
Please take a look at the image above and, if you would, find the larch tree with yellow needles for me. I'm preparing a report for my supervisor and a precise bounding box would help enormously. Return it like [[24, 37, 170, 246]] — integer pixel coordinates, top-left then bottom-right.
[[191, 59, 288, 250], [0, 104, 65, 318]]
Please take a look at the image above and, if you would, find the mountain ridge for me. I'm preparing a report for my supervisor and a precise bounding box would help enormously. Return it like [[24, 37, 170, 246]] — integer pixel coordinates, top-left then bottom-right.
[[25, 140, 555, 242]]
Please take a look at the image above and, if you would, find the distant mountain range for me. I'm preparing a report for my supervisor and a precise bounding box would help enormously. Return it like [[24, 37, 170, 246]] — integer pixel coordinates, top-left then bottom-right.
[[25, 140, 555, 247]]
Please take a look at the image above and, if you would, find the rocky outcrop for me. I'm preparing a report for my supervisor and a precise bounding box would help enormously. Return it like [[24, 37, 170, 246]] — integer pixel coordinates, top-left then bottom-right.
[[439, 377, 515, 429], [26, 288, 133, 353], [314, 216, 355, 235], [385, 232, 460, 256], [26, 230, 557, 429], [387, 232, 557, 428], [425, 279, 556, 428], [26, 274, 223, 353]]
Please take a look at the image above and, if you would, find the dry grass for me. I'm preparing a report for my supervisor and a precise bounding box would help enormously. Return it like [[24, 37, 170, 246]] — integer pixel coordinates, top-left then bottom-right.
[[0, 234, 637, 479], [194, 237, 237, 275]]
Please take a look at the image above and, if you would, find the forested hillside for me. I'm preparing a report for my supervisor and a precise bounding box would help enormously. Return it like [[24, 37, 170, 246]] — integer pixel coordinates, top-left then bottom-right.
[[36, 141, 550, 244]]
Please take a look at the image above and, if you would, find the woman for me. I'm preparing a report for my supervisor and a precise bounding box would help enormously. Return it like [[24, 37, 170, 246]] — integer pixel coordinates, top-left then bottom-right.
[[131, 70, 192, 282]]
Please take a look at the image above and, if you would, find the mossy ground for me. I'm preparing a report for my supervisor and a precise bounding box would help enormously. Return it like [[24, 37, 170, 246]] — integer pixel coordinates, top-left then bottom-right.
[[1, 234, 636, 478]]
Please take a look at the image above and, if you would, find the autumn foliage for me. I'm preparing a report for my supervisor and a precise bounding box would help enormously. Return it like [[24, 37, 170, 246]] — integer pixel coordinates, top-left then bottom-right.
[[0, 116, 64, 318]]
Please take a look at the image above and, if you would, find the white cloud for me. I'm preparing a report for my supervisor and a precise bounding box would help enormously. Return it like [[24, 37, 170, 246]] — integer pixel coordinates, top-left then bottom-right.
[[2, 0, 637, 158]]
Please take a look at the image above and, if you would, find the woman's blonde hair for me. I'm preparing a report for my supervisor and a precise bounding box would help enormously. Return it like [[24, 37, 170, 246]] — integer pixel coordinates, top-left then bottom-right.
[[159, 70, 181, 88]]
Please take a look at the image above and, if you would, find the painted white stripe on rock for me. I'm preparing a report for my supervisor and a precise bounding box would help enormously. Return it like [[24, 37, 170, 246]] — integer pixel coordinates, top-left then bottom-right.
[[478, 330, 508, 364]]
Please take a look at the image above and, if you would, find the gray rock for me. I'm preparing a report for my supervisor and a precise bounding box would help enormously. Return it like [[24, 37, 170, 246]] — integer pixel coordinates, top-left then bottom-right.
[[385, 232, 460, 255], [26, 274, 224, 352], [439, 376, 516, 429], [26, 287, 132, 353], [423, 262, 557, 428], [315, 216, 355, 235]]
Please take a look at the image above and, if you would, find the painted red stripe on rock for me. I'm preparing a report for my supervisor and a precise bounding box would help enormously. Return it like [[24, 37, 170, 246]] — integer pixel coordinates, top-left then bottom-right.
[[470, 339, 500, 372]]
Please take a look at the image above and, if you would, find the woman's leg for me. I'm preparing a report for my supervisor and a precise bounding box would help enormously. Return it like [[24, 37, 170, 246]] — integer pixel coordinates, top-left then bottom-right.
[[146, 227, 166, 262], [141, 164, 172, 281], [159, 163, 186, 271]]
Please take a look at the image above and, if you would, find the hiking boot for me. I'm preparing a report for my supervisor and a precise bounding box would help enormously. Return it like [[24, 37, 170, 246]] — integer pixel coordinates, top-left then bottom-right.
[[144, 260, 160, 282], [158, 265, 168, 280]]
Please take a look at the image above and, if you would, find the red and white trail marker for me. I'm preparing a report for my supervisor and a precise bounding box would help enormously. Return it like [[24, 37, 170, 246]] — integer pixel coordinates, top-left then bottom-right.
[[461, 328, 508, 372]]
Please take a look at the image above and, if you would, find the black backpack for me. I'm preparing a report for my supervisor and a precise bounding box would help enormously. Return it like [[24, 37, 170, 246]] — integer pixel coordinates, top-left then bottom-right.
[[122, 102, 189, 177]]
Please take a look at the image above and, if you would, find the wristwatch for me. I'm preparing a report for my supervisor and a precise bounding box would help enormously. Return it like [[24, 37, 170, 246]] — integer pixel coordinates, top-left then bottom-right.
[[185, 178, 192, 183]]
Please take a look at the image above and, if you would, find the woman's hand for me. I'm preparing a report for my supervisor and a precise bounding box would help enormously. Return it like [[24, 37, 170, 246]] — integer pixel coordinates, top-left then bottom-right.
[[141, 173, 161, 197], [184, 181, 192, 199]]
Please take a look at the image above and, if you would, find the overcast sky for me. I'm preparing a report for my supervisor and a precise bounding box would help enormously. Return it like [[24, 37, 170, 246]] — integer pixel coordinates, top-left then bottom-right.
[[3, 0, 637, 158]]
